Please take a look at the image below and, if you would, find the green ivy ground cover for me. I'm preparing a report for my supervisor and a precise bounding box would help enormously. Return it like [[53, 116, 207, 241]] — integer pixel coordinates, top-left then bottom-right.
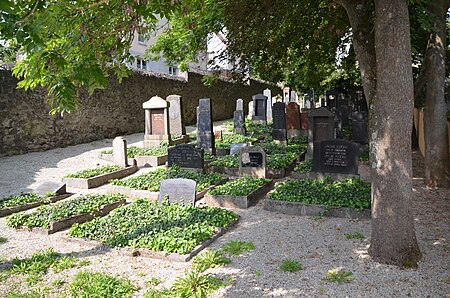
[[294, 159, 313, 173], [0, 193, 50, 209], [208, 178, 270, 196], [209, 153, 297, 169], [109, 166, 222, 192], [6, 193, 126, 229], [269, 177, 371, 209], [258, 142, 306, 155], [68, 199, 238, 254], [101, 146, 168, 157], [215, 134, 257, 149], [65, 165, 121, 179]]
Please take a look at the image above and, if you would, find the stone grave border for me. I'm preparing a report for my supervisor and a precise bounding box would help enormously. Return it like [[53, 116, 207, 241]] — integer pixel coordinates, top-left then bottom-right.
[[290, 171, 360, 180], [67, 216, 240, 262], [25, 199, 126, 235], [0, 193, 73, 217], [204, 179, 273, 209], [106, 178, 229, 202], [63, 166, 139, 189], [99, 153, 168, 167]]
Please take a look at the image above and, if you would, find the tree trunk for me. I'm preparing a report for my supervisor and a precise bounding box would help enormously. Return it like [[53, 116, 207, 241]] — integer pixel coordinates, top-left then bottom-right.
[[369, 0, 421, 267], [423, 0, 450, 188]]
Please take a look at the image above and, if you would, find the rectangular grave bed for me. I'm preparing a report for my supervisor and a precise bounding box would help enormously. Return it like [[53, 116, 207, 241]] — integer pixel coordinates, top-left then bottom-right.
[[170, 135, 190, 145], [290, 171, 360, 180], [99, 153, 167, 167], [5, 194, 128, 233], [63, 166, 138, 189], [0, 193, 73, 218], [67, 198, 239, 262], [263, 198, 370, 220], [204, 178, 272, 209]]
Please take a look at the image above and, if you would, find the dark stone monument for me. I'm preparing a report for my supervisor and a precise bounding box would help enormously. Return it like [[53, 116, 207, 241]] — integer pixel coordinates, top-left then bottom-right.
[[325, 90, 339, 110], [352, 111, 368, 144], [286, 102, 301, 138], [353, 90, 368, 112], [158, 178, 197, 206], [307, 107, 335, 159], [272, 102, 287, 144], [197, 98, 215, 153], [233, 110, 246, 135], [251, 94, 268, 123], [312, 139, 359, 174], [230, 143, 248, 155], [168, 144, 204, 171], [239, 146, 266, 178]]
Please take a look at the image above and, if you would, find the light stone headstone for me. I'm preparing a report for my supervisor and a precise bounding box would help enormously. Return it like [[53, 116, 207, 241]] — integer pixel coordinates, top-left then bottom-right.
[[247, 101, 253, 120], [236, 98, 244, 111], [158, 178, 197, 206], [166, 94, 186, 135], [263, 89, 272, 121], [113, 136, 128, 168], [230, 142, 248, 155]]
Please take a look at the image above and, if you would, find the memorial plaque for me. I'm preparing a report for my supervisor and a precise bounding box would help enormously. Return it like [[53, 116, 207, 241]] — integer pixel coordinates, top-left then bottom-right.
[[168, 144, 204, 169], [151, 109, 165, 135], [239, 146, 266, 178], [312, 139, 358, 174], [158, 178, 197, 206], [230, 143, 247, 155]]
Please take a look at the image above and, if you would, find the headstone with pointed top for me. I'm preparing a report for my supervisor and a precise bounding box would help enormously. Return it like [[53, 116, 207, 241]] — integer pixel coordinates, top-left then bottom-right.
[[263, 89, 272, 121]]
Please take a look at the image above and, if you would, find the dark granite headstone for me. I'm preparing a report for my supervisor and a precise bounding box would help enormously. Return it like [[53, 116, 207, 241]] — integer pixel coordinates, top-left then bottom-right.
[[307, 107, 335, 159], [325, 90, 339, 110], [197, 98, 215, 153], [354, 90, 367, 112], [233, 110, 246, 134], [168, 144, 204, 169], [312, 139, 359, 174], [351, 111, 368, 144], [230, 143, 248, 155], [251, 94, 268, 123], [272, 102, 287, 144], [239, 146, 266, 178], [158, 178, 197, 206]]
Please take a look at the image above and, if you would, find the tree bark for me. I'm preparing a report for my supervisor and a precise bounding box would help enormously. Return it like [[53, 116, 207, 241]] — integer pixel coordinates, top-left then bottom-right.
[[369, 0, 421, 267], [423, 0, 450, 188]]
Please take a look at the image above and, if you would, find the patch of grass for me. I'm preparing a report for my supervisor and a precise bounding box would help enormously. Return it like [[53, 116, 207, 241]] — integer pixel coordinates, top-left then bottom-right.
[[321, 268, 354, 284], [52, 278, 66, 287], [220, 240, 255, 256], [0, 236, 7, 243], [69, 271, 137, 298], [345, 232, 365, 240], [255, 270, 262, 277], [171, 270, 226, 298], [280, 259, 302, 272], [145, 277, 163, 287], [7, 287, 50, 298], [193, 250, 231, 272]]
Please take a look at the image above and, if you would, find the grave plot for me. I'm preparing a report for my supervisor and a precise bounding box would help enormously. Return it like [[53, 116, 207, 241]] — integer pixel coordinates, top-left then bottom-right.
[[0, 191, 72, 217], [204, 177, 272, 209], [215, 134, 257, 156], [107, 165, 225, 201], [5, 193, 127, 234], [68, 198, 239, 261], [264, 177, 371, 219], [246, 120, 273, 140], [99, 146, 168, 167], [63, 165, 138, 189]]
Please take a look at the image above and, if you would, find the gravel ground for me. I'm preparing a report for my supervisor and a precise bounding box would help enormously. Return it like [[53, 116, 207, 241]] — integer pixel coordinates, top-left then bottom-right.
[[0, 130, 448, 297]]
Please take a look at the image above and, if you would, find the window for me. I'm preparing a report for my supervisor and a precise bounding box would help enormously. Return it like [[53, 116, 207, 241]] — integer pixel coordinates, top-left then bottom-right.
[[138, 34, 146, 44], [136, 58, 147, 70], [169, 66, 178, 76]]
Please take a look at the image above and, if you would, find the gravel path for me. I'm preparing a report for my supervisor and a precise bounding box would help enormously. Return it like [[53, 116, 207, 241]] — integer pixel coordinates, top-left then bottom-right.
[[0, 131, 448, 297]]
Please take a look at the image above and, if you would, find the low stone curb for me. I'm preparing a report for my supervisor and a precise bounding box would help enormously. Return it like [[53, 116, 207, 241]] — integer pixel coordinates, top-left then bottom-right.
[[32, 199, 126, 234], [63, 166, 139, 189], [289, 171, 360, 180], [204, 180, 273, 209], [99, 153, 168, 168], [0, 193, 73, 217], [208, 165, 293, 179], [263, 198, 371, 220]]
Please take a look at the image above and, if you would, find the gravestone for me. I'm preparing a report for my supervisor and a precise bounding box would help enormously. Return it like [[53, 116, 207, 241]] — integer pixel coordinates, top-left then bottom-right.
[[286, 102, 301, 138], [355, 90, 368, 112], [233, 110, 246, 135], [230, 143, 248, 155], [113, 136, 128, 168], [263, 89, 273, 121], [247, 101, 254, 120], [352, 111, 368, 144], [251, 94, 268, 124], [325, 90, 339, 110], [312, 139, 359, 174], [168, 144, 204, 171], [158, 178, 197, 206], [272, 102, 287, 144], [300, 112, 309, 130], [197, 98, 215, 153], [307, 107, 335, 159], [143, 96, 170, 147], [239, 146, 266, 178], [320, 97, 326, 108], [290, 91, 298, 103], [236, 98, 244, 111], [338, 97, 350, 128], [166, 94, 186, 136]]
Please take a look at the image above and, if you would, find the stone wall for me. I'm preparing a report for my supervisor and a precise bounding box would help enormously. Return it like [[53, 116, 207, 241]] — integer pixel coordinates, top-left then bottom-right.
[[0, 69, 280, 156]]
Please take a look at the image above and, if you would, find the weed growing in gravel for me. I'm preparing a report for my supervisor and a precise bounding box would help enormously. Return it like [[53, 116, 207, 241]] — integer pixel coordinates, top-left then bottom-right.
[[220, 240, 255, 256], [171, 270, 226, 298], [345, 232, 365, 240], [193, 250, 231, 272], [52, 278, 66, 287], [321, 268, 354, 284], [255, 271, 262, 277], [146, 277, 163, 287], [0, 236, 7, 243], [7, 287, 51, 298], [280, 259, 302, 272], [70, 271, 137, 298]]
